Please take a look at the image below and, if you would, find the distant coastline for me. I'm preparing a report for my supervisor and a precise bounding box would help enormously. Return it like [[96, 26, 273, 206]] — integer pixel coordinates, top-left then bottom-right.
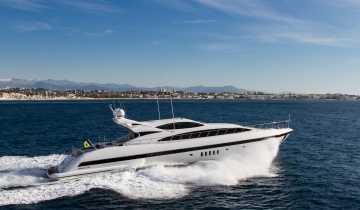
[[1, 87, 359, 101]]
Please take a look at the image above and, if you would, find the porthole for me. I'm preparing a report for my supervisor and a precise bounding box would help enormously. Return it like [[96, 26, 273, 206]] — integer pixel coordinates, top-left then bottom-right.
[[217, 150, 219, 154], [205, 152, 207, 156], [190, 154, 193, 156], [213, 151, 215, 155], [201, 152, 203, 157]]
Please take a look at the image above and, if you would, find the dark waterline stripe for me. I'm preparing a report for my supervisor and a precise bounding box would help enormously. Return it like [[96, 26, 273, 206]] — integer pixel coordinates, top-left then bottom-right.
[[78, 132, 291, 167]]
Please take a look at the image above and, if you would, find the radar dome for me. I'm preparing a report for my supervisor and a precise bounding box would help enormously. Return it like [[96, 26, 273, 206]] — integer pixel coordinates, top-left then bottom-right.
[[114, 108, 125, 118]]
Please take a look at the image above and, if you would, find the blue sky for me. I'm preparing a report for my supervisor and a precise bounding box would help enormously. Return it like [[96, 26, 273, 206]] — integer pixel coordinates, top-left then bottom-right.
[[0, 0, 360, 94]]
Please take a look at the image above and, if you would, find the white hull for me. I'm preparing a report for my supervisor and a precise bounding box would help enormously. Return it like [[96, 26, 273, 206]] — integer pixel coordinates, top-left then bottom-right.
[[48, 128, 291, 180]]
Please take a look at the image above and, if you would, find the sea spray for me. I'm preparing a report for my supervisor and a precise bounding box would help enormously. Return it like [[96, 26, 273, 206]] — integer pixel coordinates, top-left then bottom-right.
[[98, 171, 189, 199], [139, 139, 280, 185], [0, 170, 188, 205], [0, 139, 281, 206], [0, 176, 92, 205], [0, 169, 48, 188], [0, 155, 65, 171], [0, 155, 65, 189]]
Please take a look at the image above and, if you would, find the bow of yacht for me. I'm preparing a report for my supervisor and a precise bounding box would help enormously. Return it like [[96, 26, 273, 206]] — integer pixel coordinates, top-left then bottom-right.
[[47, 105, 292, 180]]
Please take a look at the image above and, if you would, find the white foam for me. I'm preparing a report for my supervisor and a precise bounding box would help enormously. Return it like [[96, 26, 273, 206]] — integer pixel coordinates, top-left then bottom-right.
[[0, 169, 48, 188], [0, 154, 65, 171], [0, 177, 92, 205], [0, 170, 189, 205], [0, 140, 280, 206], [140, 139, 280, 186], [92, 171, 189, 199]]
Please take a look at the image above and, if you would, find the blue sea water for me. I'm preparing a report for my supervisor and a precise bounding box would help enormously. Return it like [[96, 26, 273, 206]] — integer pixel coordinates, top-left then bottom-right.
[[0, 100, 359, 209]]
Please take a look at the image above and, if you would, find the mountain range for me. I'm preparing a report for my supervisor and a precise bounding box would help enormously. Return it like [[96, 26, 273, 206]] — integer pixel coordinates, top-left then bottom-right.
[[0, 78, 249, 93]]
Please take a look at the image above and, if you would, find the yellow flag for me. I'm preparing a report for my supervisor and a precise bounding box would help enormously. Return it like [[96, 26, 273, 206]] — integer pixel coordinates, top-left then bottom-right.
[[84, 141, 90, 148]]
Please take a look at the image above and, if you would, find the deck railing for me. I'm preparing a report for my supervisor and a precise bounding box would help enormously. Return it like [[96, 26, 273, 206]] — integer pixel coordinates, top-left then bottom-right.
[[244, 120, 290, 130]]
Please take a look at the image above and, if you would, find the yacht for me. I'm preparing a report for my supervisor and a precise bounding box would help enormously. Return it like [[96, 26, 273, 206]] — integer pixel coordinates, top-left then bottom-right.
[[47, 106, 292, 180]]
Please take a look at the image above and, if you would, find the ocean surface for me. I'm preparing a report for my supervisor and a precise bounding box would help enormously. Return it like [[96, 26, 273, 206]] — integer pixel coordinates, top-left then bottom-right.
[[0, 100, 359, 209]]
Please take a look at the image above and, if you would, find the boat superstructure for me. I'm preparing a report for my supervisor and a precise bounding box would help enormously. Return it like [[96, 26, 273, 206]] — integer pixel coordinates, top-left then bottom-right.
[[47, 106, 292, 180]]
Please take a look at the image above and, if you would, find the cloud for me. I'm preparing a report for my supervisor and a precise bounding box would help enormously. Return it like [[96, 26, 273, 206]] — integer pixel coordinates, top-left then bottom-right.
[[198, 43, 241, 52], [192, 0, 358, 47], [153, 0, 196, 12], [14, 21, 51, 32], [328, 0, 360, 8], [103, 29, 113, 35], [151, 40, 168, 45], [59, 0, 121, 14], [173, 19, 216, 24], [0, 0, 121, 14], [262, 32, 346, 47], [184, 19, 216, 24], [194, 0, 302, 25], [0, 0, 48, 11], [85, 29, 113, 36]]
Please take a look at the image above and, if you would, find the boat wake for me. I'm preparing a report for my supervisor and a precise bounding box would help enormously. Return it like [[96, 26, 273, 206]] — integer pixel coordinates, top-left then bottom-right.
[[0, 140, 280, 206]]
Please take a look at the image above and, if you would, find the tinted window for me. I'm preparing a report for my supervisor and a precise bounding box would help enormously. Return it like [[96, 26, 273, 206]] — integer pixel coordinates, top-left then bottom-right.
[[226, 128, 236, 134], [174, 122, 190, 129], [217, 130, 226, 135], [158, 128, 251, 141], [189, 122, 203, 128], [157, 122, 203, 130], [156, 123, 174, 130], [180, 134, 191, 139], [136, 131, 160, 137]]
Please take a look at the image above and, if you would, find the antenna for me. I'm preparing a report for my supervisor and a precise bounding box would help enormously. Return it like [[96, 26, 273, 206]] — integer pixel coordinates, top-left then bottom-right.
[[151, 73, 161, 120], [118, 100, 122, 109], [166, 71, 175, 130], [121, 100, 127, 118], [169, 88, 175, 119], [288, 114, 291, 128]]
